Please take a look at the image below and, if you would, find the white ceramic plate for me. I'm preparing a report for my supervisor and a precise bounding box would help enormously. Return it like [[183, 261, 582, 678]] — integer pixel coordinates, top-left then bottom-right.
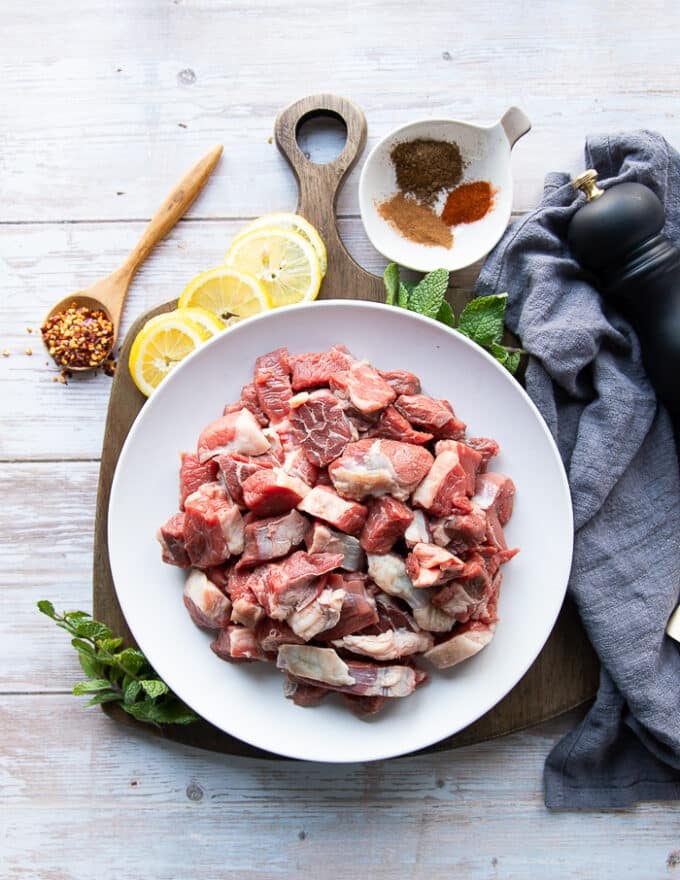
[[108, 301, 572, 763]]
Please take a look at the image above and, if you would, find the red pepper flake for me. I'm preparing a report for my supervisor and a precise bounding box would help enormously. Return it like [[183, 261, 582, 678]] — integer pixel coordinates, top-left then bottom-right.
[[40, 302, 114, 369]]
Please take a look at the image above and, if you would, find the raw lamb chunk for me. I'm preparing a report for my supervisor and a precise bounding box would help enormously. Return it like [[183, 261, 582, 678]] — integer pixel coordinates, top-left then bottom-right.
[[277, 645, 417, 697], [227, 565, 266, 628], [378, 369, 421, 396], [367, 553, 455, 633], [197, 408, 270, 462], [211, 625, 269, 662], [333, 629, 434, 661], [305, 521, 366, 571], [329, 361, 397, 415], [364, 406, 433, 446], [329, 439, 433, 502], [404, 509, 431, 548], [465, 436, 500, 470], [183, 482, 245, 568], [157, 512, 190, 567], [406, 543, 465, 588], [394, 394, 466, 439], [179, 453, 219, 509], [282, 447, 318, 486], [430, 505, 487, 550], [297, 485, 368, 536], [183, 568, 232, 630], [360, 496, 414, 553], [238, 509, 309, 567], [242, 468, 311, 517], [434, 440, 483, 495], [215, 453, 273, 507], [223, 382, 268, 426], [255, 619, 305, 652], [473, 472, 516, 525], [288, 389, 354, 466], [431, 551, 495, 621], [263, 551, 343, 619], [290, 345, 356, 391], [254, 347, 292, 423], [283, 676, 331, 707], [424, 621, 496, 669], [287, 587, 346, 640], [412, 443, 479, 517], [316, 573, 379, 640]]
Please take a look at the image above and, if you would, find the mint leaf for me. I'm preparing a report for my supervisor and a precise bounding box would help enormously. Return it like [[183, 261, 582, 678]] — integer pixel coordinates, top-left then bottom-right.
[[398, 282, 410, 309], [78, 653, 103, 678], [505, 350, 521, 375], [37, 599, 57, 619], [86, 691, 122, 707], [408, 269, 449, 318], [39, 601, 199, 727], [73, 679, 113, 695], [436, 299, 455, 327], [140, 680, 169, 699], [457, 294, 507, 347], [383, 263, 400, 305], [124, 681, 142, 704]]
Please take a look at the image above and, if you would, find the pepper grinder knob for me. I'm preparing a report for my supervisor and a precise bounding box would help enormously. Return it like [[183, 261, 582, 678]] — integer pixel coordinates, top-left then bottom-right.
[[572, 169, 605, 202]]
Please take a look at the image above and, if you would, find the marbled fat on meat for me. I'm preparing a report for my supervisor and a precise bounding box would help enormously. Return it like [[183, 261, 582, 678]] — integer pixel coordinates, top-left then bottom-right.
[[183, 482, 245, 568], [329, 439, 433, 502], [288, 389, 353, 466]]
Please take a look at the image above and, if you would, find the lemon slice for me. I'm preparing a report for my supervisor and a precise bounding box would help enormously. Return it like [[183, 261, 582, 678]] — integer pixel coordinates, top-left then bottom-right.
[[231, 213, 327, 276], [177, 306, 226, 334], [178, 266, 271, 320], [225, 228, 322, 308], [129, 310, 213, 397]]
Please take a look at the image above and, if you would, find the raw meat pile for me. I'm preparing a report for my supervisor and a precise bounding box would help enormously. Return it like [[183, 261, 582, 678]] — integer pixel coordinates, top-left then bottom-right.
[[157, 345, 518, 717]]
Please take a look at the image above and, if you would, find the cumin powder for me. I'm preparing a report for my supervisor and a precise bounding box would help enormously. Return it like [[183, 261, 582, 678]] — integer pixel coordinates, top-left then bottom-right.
[[390, 138, 464, 205], [378, 193, 453, 249]]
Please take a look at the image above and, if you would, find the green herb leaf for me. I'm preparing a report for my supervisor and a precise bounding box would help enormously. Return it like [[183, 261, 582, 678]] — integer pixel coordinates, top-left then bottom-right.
[[140, 680, 169, 699], [436, 299, 455, 327], [124, 681, 142, 705], [73, 679, 113, 695], [397, 282, 410, 309], [505, 350, 521, 375], [457, 293, 507, 347], [407, 269, 450, 319], [37, 599, 57, 619], [38, 601, 199, 727], [86, 691, 122, 707], [115, 648, 148, 677], [383, 263, 400, 306], [78, 652, 103, 678]]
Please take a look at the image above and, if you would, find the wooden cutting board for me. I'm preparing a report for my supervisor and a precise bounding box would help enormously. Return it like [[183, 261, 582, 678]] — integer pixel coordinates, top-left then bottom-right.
[[93, 94, 599, 758]]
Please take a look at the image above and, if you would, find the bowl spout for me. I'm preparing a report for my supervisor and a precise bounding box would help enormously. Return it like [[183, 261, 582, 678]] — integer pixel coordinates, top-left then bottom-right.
[[500, 107, 531, 148]]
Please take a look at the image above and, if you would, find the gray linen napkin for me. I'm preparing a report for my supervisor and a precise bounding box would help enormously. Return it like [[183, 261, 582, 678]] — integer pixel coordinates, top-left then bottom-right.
[[476, 131, 680, 809]]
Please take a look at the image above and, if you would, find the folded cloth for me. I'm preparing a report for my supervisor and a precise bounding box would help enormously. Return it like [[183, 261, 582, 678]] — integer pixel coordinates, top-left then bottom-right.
[[476, 131, 680, 809]]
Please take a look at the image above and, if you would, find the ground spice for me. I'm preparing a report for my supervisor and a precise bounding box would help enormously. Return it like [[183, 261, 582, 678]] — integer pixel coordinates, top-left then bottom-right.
[[378, 193, 453, 249], [41, 302, 114, 369], [442, 180, 495, 226], [390, 138, 464, 205]]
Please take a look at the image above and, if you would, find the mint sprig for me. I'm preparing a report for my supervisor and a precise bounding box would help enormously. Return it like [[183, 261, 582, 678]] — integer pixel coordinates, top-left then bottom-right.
[[382, 264, 523, 375], [38, 600, 199, 726]]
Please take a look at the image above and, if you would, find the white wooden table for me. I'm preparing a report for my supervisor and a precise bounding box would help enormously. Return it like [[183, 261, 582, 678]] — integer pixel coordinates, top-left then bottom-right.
[[2, 2, 679, 876]]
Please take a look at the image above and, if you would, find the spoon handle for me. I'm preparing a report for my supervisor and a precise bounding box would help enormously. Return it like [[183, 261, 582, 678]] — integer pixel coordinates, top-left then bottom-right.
[[121, 144, 223, 278]]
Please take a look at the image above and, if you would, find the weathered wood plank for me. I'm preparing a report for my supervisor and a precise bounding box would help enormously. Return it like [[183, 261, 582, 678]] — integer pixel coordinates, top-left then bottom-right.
[[2, 696, 678, 880], [2, 0, 680, 223]]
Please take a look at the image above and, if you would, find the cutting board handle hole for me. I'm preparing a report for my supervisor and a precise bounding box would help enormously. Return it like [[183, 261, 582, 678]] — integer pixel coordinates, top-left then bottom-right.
[[295, 111, 348, 166]]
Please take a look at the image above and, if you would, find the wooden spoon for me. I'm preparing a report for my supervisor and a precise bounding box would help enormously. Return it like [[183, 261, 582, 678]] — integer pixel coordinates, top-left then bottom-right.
[[43, 144, 223, 371]]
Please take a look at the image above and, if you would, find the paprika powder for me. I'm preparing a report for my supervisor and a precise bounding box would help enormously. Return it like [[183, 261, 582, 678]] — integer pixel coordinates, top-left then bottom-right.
[[441, 181, 495, 226]]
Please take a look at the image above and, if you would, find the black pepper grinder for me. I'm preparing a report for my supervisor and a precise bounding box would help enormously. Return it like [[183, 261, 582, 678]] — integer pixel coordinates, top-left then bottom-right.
[[568, 170, 680, 414]]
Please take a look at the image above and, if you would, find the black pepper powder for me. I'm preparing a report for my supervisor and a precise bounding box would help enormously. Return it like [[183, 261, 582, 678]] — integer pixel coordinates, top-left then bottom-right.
[[390, 138, 464, 205]]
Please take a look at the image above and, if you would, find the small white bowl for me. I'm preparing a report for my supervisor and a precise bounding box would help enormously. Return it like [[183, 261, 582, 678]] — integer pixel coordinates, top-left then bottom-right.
[[359, 108, 531, 272]]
